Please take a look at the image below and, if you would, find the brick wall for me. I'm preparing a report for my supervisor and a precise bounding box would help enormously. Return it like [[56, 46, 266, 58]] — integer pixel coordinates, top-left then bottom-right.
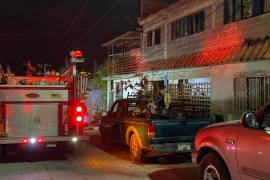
[[142, 0, 270, 61]]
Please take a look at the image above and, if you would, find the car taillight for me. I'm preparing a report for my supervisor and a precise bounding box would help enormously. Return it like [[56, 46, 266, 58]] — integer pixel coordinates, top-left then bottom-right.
[[37, 137, 44, 144], [147, 124, 156, 138], [22, 138, 28, 144]]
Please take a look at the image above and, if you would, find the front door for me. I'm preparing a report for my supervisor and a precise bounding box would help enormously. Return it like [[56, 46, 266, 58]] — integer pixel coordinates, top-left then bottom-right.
[[237, 109, 270, 180]]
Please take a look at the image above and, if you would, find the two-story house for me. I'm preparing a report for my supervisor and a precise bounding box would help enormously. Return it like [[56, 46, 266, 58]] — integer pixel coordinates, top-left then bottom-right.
[[102, 30, 143, 108], [137, 0, 270, 121], [104, 0, 270, 121]]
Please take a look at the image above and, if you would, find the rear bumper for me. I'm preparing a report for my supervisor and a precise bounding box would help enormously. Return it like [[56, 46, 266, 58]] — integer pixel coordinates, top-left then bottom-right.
[[151, 142, 194, 153], [0, 136, 89, 145]]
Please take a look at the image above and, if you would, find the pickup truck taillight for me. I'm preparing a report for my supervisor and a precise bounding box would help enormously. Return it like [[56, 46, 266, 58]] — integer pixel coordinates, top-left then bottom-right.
[[147, 124, 156, 138]]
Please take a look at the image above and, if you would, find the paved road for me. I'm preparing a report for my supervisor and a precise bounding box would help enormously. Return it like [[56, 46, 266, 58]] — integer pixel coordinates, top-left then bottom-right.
[[0, 130, 199, 180]]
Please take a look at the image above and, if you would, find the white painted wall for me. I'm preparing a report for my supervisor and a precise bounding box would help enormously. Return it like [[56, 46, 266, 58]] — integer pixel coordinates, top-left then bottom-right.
[[210, 60, 270, 121], [108, 60, 270, 121]]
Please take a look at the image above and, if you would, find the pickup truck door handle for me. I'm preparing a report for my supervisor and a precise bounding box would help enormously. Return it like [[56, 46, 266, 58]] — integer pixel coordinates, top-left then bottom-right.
[[225, 138, 235, 145]]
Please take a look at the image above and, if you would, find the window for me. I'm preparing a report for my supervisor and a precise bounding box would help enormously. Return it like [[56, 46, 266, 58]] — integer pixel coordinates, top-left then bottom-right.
[[171, 10, 205, 40], [111, 101, 122, 117], [147, 31, 153, 47], [224, 0, 269, 24], [154, 28, 161, 45], [146, 28, 161, 47], [233, 75, 270, 111]]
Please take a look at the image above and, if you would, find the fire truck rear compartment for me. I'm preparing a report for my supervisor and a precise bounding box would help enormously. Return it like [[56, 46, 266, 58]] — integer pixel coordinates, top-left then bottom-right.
[[6, 103, 58, 137]]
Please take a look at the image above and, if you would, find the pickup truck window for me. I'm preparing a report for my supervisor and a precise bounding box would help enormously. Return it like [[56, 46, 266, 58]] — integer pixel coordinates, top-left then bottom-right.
[[110, 101, 122, 117], [128, 102, 147, 118]]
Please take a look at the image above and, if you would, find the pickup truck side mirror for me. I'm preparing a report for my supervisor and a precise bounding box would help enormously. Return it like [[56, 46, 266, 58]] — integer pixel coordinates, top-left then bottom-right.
[[241, 112, 259, 128]]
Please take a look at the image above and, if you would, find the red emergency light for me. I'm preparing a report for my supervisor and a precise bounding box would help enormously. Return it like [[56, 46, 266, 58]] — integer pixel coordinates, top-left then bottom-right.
[[76, 106, 83, 113], [73, 100, 87, 123], [74, 50, 83, 58], [76, 115, 83, 122]]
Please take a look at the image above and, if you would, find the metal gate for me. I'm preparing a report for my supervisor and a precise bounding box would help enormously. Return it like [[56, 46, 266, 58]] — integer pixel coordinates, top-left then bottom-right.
[[234, 72, 270, 111], [168, 82, 211, 115]]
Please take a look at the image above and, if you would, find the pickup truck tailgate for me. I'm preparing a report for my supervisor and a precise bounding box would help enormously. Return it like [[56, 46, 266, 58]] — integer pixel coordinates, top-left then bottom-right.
[[150, 118, 210, 144]]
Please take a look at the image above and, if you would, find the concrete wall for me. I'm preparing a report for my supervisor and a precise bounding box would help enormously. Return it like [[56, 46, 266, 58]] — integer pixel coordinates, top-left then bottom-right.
[[144, 60, 270, 121], [141, 0, 270, 61], [210, 60, 270, 121]]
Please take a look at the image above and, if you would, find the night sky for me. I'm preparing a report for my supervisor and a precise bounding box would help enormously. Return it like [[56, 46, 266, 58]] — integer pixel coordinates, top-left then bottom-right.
[[0, 0, 138, 74]]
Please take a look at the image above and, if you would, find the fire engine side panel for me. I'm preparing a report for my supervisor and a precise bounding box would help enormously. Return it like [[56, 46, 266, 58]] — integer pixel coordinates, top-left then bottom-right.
[[5, 103, 58, 137], [0, 87, 69, 102]]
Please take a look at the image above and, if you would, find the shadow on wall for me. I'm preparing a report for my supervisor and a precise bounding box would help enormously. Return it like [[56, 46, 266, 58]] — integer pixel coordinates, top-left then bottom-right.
[[148, 166, 199, 180], [211, 98, 243, 122]]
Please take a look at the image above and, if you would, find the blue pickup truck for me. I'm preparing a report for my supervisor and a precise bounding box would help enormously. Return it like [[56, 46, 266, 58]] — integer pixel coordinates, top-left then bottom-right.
[[100, 98, 211, 162]]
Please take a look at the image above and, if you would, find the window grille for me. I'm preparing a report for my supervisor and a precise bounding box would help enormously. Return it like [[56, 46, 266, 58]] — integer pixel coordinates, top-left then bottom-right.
[[168, 82, 210, 114], [234, 73, 270, 111]]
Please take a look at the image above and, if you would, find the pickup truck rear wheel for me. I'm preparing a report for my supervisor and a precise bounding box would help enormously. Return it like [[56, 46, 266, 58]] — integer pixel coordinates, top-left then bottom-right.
[[129, 134, 146, 163], [200, 153, 230, 180]]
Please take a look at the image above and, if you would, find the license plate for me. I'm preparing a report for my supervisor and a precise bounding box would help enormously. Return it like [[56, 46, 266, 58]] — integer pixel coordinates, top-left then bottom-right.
[[46, 144, 57, 148], [177, 143, 191, 151]]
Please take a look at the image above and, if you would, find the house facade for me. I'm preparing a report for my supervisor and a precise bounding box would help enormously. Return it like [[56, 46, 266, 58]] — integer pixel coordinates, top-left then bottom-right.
[[137, 0, 270, 121], [102, 30, 143, 108], [105, 0, 270, 121]]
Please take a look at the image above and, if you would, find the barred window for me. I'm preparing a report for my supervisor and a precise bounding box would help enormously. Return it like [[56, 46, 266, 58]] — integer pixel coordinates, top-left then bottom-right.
[[234, 75, 270, 111]]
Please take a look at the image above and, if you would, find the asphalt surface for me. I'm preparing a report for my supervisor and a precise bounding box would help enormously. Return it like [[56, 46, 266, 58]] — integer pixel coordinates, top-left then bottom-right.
[[0, 129, 199, 180]]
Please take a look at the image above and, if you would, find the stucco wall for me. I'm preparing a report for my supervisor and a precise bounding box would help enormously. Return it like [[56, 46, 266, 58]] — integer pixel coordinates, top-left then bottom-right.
[[141, 0, 270, 61], [210, 60, 270, 121]]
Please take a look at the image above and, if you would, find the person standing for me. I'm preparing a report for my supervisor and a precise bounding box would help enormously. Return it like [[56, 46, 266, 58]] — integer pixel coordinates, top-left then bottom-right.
[[26, 60, 36, 76], [0, 64, 7, 84]]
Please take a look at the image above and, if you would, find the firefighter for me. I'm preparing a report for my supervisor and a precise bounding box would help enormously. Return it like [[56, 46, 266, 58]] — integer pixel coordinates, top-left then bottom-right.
[[25, 60, 37, 76], [0, 64, 6, 84]]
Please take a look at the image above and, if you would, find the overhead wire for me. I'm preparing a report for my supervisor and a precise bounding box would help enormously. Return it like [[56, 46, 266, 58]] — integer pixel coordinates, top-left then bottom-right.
[[49, 0, 92, 55], [50, 0, 122, 63], [65, 0, 122, 50]]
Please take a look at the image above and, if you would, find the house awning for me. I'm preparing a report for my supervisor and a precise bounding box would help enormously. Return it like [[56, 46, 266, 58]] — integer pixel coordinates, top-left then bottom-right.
[[138, 37, 270, 72]]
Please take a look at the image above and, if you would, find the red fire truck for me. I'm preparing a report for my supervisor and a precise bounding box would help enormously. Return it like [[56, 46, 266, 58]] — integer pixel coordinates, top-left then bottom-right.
[[0, 51, 89, 155]]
